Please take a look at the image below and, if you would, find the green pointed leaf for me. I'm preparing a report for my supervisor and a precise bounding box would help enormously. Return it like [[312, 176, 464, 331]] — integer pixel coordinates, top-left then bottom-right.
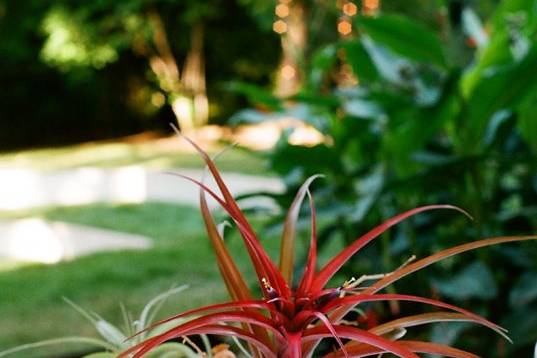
[[518, 99, 537, 152], [83, 353, 115, 358], [144, 342, 198, 358], [280, 175, 322, 284], [340, 40, 379, 83], [357, 14, 446, 67], [460, 45, 537, 152], [226, 81, 282, 109], [432, 262, 498, 301], [509, 271, 537, 306]]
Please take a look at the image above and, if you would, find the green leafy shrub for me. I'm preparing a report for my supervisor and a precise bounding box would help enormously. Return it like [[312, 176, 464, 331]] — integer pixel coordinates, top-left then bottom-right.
[[231, 2, 537, 355]]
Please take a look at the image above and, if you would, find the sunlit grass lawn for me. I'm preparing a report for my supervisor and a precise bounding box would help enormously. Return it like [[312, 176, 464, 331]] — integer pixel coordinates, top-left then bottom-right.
[[0, 203, 273, 357], [0, 136, 269, 175], [0, 199, 348, 358]]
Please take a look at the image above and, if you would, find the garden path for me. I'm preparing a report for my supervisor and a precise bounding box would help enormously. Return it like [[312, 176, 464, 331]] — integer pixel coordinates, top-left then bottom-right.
[[0, 167, 283, 264], [0, 167, 283, 210]]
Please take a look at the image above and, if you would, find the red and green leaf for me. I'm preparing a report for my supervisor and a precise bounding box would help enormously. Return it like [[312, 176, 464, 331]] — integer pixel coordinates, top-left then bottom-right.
[[123, 325, 277, 358], [323, 293, 508, 340], [296, 189, 319, 297], [362, 235, 537, 295], [280, 175, 322, 286], [324, 340, 479, 358], [311, 205, 470, 291], [302, 325, 420, 358]]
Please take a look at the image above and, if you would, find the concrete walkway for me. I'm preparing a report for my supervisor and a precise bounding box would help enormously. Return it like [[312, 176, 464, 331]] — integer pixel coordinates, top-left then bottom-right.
[[0, 218, 151, 264], [0, 167, 284, 210], [0, 167, 284, 264]]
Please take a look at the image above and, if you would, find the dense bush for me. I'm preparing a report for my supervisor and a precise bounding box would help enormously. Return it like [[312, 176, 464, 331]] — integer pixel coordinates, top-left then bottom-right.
[[232, 2, 537, 356], [0, 0, 279, 149]]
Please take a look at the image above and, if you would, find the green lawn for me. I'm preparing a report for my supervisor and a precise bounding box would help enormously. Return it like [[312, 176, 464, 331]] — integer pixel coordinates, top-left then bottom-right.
[[0, 135, 277, 356], [0, 200, 350, 358], [0, 137, 269, 175], [0, 203, 266, 357]]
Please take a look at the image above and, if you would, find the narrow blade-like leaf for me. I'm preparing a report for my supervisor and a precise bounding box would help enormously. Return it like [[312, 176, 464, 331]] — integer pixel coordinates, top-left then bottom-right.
[[200, 188, 273, 354], [323, 294, 508, 341], [302, 325, 420, 358], [167, 172, 285, 299], [200, 189, 251, 301], [171, 127, 289, 297], [280, 175, 323, 285], [311, 205, 470, 291], [363, 236, 537, 295], [128, 300, 278, 340], [369, 312, 486, 337], [324, 340, 479, 358], [296, 189, 319, 297], [122, 325, 276, 358], [312, 312, 348, 358], [322, 236, 537, 346], [121, 311, 282, 358]]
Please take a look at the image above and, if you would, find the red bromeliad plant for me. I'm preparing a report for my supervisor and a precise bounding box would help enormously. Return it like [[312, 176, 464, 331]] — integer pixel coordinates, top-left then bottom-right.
[[120, 138, 536, 358]]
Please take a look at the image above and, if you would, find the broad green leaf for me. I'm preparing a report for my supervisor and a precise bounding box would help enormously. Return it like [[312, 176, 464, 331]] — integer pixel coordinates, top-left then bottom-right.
[[350, 165, 384, 222], [83, 353, 115, 358], [270, 141, 337, 176], [340, 40, 379, 83], [518, 99, 537, 152], [459, 45, 537, 153], [311, 44, 337, 71], [509, 271, 537, 306], [309, 44, 337, 88], [432, 262, 498, 301], [430, 322, 471, 347], [462, 8, 488, 49], [502, 305, 537, 348], [226, 81, 282, 109], [482, 109, 511, 146], [343, 98, 384, 118], [144, 342, 198, 358], [360, 36, 412, 84], [460, 32, 512, 97], [384, 73, 460, 175], [463, 0, 537, 96], [357, 14, 446, 67], [491, 0, 537, 32]]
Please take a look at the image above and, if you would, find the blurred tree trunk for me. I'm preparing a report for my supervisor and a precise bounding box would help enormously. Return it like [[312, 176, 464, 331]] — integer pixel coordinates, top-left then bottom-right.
[[180, 22, 208, 130], [137, 10, 208, 130], [275, 1, 307, 97]]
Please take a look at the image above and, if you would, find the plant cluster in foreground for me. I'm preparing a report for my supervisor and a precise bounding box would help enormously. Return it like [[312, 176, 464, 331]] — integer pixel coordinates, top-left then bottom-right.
[[120, 136, 535, 358]]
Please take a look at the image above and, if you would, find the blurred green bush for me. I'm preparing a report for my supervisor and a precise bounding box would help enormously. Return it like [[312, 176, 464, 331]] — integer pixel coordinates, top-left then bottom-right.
[[231, 1, 537, 356], [0, 0, 279, 149]]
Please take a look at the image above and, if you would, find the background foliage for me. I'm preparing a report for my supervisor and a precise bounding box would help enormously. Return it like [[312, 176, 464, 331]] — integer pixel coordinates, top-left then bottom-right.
[[231, 1, 537, 356], [0, 0, 278, 149], [1, 0, 537, 356]]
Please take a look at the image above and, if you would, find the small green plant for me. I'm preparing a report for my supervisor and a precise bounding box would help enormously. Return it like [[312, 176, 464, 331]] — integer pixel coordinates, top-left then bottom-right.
[[0, 285, 205, 358], [120, 137, 536, 358]]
